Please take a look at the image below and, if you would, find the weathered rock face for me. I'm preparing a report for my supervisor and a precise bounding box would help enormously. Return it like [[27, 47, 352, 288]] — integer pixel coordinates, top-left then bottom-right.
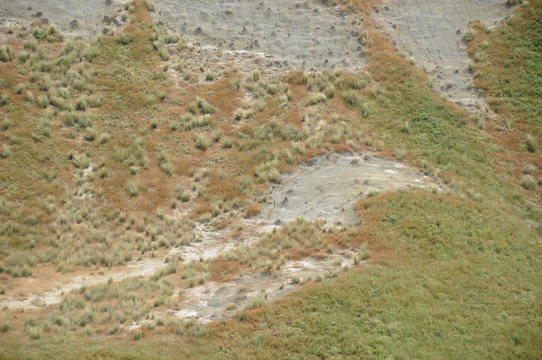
[[261, 153, 437, 227], [151, 0, 367, 72], [375, 0, 513, 109], [0, 0, 124, 38]]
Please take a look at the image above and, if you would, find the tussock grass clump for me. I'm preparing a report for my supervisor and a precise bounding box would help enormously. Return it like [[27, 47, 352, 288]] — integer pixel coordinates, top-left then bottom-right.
[[525, 134, 537, 153], [464, 29, 476, 42], [31, 120, 51, 142], [25, 91, 35, 103], [205, 72, 218, 81], [71, 153, 90, 169], [189, 98, 216, 115], [158, 153, 174, 176], [113, 142, 147, 168], [256, 160, 282, 183], [84, 127, 98, 142], [0, 46, 15, 62], [222, 137, 233, 148], [0, 93, 10, 106], [117, 34, 134, 45], [1, 144, 12, 159], [520, 175, 537, 190], [324, 85, 336, 99], [98, 133, 111, 144], [194, 134, 211, 151], [23, 39, 38, 52], [125, 182, 140, 197], [36, 95, 49, 108], [342, 90, 363, 107], [174, 114, 212, 131], [306, 93, 327, 106], [342, 73, 371, 90], [31, 25, 64, 43]]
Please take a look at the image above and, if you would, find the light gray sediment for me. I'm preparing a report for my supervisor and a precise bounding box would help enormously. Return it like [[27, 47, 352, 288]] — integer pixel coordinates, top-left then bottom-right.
[[152, 0, 366, 72], [261, 152, 437, 227], [375, 0, 513, 108], [0, 0, 124, 38]]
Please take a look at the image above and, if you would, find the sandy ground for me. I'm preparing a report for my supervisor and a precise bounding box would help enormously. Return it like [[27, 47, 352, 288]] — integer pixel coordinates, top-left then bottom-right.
[[375, 0, 513, 109]]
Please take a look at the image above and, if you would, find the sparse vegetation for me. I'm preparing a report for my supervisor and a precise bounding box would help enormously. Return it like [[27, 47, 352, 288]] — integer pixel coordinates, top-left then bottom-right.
[[0, 1, 540, 359], [117, 34, 134, 45]]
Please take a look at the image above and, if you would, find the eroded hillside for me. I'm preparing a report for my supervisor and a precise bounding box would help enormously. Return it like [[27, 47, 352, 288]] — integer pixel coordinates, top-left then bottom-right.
[[0, 0, 540, 359]]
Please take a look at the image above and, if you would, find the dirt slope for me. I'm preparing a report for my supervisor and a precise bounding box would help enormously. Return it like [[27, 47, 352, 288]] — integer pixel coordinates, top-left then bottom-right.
[[375, 0, 513, 108]]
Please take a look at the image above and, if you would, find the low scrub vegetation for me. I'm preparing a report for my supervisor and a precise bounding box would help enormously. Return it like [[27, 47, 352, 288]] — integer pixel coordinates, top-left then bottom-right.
[[0, 1, 539, 359]]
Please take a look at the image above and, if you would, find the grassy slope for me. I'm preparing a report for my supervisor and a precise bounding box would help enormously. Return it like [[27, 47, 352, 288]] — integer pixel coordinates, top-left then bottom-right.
[[1, 2, 541, 359], [469, 1, 542, 200]]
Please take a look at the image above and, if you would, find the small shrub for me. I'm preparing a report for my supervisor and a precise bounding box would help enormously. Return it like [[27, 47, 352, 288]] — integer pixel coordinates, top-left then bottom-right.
[[205, 73, 218, 81], [189, 98, 216, 115], [158, 47, 170, 61], [72, 153, 90, 169], [31, 121, 51, 142], [164, 35, 180, 44], [18, 52, 30, 63], [266, 83, 278, 95], [98, 133, 111, 144], [324, 85, 336, 99], [1, 144, 12, 158], [14, 83, 25, 94], [36, 95, 49, 108], [144, 0, 155, 11], [26, 91, 35, 103], [464, 29, 476, 42], [27, 327, 41, 340], [231, 78, 241, 90], [0, 94, 10, 106], [520, 175, 537, 190], [0, 46, 15, 62], [525, 135, 537, 153], [126, 182, 140, 197], [222, 137, 233, 148], [213, 131, 222, 142], [342, 90, 362, 107], [346, 74, 369, 90], [84, 128, 98, 142], [75, 98, 88, 111], [253, 100, 267, 113], [23, 39, 38, 52], [87, 95, 103, 108], [194, 134, 211, 151], [117, 34, 133, 45], [307, 93, 327, 106]]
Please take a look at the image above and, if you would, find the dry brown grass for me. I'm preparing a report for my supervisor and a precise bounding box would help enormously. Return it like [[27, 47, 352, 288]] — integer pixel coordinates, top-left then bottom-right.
[[466, 4, 542, 198]]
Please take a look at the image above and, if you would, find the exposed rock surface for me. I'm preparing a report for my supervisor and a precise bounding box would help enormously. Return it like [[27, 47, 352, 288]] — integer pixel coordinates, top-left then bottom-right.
[[0, 0, 124, 38], [151, 0, 366, 71], [375, 0, 513, 108], [261, 152, 437, 226]]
